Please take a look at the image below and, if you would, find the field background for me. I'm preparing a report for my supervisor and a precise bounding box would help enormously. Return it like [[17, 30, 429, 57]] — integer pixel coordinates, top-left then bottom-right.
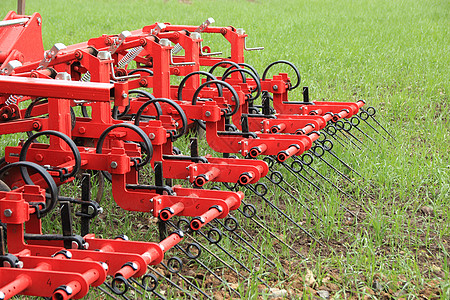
[[0, 0, 449, 299]]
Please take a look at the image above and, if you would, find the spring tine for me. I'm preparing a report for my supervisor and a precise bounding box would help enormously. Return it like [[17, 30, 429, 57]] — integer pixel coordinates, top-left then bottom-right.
[[346, 120, 378, 144], [195, 229, 251, 274], [356, 114, 382, 134], [336, 129, 363, 150], [149, 267, 199, 300], [175, 244, 242, 298], [167, 220, 248, 282], [245, 184, 322, 246], [97, 285, 120, 299], [327, 130, 348, 148], [328, 123, 362, 150], [236, 204, 304, 258], [213, 219, 279, 269], [219, 184, 305, 258], [370, 115, 397, 141], [102, 282, 130, 300], [359, 116, 389, 141], [264, 173, 323, 221], [341, 127, 369, 149], [195, 228, 272, 289], [121, 278, 148, 298], [361, 108, 397, 141], [323, 148, 364, 179], [294, 157, 360, 205], [276, 159, 328, 194], [160, 261, 214, 300], [229, 214, 257, 242], [206, 221, 271, 267], [128, 277, 166, 300], [312, 153, 370, 196], [312, 152, 355, 184]]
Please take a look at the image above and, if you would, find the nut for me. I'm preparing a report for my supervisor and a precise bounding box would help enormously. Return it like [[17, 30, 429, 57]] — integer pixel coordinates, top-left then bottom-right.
[[3, 209, 12, 217]]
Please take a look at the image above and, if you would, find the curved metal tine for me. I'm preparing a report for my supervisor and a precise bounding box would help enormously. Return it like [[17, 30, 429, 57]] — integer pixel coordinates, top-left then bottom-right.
[[356, 114, 381, 134], [149, 267, 199, 300], [102, 282, 131, 300], [290, 156, 361, 207], [211, 219, 279, 269], [335, 128, 363, 150], [219, 184, 305, 258], [121, 278, 151, 299], [194, 228, 272, 289], [290, 159, 359, 218], [263, 172, 322, 222], [97, 285, 120, 299], [228, 213, 256, 242], [276, 158, 328, 194], [307, 149, 354, 184], [345, 119, 378, 144], [307, 151, 369, 196], [360, 108, 396, 141], [339, 128, 367, 150], [236, 203, 304, 258], [174, 244, 242, 298], [166, 220, 248, 282], [128, 277, 166, 300], [244, 184, 323, 246], [358, 115, 389, 141], [160, 261, 214, 300], [321, 145, 364, 179], [326, 128, 348, 148]]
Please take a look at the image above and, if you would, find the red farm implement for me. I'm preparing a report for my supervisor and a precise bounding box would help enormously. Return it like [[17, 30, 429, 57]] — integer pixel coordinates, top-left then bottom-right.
[[0, 11, 393, 299]]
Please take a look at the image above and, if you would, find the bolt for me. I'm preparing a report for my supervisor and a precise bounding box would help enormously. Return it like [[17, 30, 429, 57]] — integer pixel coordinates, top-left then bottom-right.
[[191, 32, 201, 40], [65, 286, 73, 295], [122, 92, 127, 99], [148, 133, 155, 140], [205, 111, 211, 117], [74, 50, 83, 60], [100, 262, 109, 271], [4, 209, 12, 217], [150, 198, 154, 202], [273, 85, 278, 91], [79, 127, 86, 134], [32, 121, 41, 130], [236, 28, 245, 35], [17, 261, 23, 268], [159, 38, 171, 47], [110, 161, 118, 169], [35, 154, 43, 162], [88, 206, 95, 215]]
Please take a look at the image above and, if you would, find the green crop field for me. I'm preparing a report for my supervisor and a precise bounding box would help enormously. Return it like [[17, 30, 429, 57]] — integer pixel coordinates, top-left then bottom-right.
[[0, 0, 449, 299]]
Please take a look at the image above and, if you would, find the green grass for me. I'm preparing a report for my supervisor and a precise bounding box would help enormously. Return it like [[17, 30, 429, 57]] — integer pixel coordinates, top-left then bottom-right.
[[1, 0, 449, 299]]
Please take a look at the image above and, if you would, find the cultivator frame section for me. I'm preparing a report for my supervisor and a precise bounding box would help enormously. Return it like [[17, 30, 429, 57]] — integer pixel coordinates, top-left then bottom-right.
[[0, 10, 392, 299]]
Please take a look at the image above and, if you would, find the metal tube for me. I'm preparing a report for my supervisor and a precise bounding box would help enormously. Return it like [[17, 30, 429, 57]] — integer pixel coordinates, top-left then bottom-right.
[[0, 18, 29, 28]]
